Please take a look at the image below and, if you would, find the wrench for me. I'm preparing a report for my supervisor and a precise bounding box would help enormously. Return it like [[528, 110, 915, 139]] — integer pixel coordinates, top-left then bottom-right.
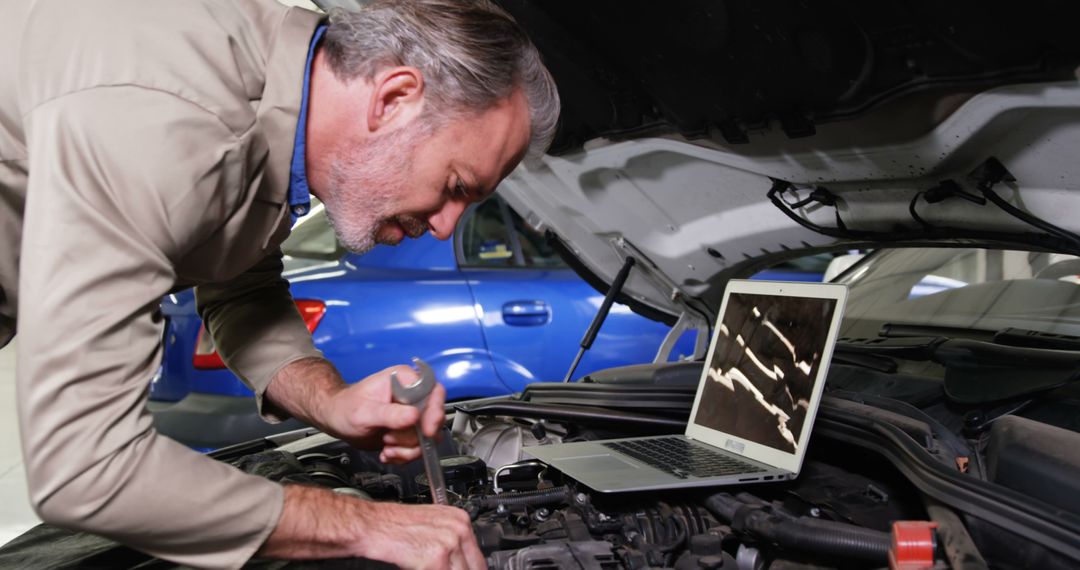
[[390, 357, 449, 505]]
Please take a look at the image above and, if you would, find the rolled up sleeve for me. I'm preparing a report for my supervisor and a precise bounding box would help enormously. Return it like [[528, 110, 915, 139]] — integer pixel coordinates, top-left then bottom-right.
[[196, 251, 324, 422], [17, 87, 287, 568]]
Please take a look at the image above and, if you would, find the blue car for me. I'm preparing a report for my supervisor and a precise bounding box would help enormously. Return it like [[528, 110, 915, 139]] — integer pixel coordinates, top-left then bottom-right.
[[151, 197, 697, 447]]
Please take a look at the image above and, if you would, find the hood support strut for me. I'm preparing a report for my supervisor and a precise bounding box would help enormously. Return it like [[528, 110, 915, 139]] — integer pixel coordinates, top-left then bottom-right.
[[563, 256, 637, 382]]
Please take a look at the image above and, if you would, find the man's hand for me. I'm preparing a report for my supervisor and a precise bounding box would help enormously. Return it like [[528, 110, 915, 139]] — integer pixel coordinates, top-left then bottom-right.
[[261, 361, 485, 567], [351, 498, 486, 569], [319, 365, 447, 463], [259, 485, 487, 569], [265, 358, 446, 463]]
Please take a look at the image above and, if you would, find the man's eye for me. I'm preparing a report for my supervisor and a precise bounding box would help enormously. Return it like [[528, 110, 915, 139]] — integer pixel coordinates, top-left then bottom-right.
[[454, 180, 470, 200]]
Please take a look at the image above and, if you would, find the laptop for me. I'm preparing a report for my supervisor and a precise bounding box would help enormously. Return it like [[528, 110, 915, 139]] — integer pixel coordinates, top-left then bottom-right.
[[526, 279, 847, 492]]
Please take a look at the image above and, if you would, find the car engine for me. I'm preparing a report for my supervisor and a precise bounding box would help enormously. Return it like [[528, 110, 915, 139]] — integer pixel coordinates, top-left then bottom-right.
[[216, 353, 1080, 570], [266, 412, 939, 570]]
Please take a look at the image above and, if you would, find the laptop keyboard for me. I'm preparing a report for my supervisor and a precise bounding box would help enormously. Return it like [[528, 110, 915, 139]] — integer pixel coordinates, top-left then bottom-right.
[[603, 437, 767, 479]]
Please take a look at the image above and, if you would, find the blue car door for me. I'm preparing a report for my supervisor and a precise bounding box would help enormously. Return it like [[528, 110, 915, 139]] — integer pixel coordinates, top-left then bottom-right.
[[457, 198, 692, 392]]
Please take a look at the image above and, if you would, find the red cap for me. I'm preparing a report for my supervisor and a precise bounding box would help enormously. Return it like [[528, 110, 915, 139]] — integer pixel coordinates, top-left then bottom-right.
[[889, 520, 938, 570]]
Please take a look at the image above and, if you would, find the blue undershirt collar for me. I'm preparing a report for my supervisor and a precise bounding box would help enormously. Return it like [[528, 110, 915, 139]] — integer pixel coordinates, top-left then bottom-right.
[[287, 24, 327, 226]]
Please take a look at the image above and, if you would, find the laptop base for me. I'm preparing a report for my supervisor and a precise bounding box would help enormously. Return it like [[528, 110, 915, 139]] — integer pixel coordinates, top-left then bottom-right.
[[526, 435, 791, 493]]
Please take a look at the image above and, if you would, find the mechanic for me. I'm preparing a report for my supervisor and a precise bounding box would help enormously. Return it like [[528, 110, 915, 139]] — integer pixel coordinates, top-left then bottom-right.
[[0, 0, 558, 568]]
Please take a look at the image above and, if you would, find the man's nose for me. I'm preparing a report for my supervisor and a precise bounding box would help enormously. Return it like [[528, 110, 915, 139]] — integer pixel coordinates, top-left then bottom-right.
[[426, 200, 467, 240]]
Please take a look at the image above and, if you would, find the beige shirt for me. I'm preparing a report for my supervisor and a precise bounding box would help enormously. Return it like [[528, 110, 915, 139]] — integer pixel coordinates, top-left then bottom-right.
[[0, 0, 325, 567]]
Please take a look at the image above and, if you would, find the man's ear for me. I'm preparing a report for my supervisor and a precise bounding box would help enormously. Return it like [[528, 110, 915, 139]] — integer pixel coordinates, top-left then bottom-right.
[[366, 66, 425, 132]]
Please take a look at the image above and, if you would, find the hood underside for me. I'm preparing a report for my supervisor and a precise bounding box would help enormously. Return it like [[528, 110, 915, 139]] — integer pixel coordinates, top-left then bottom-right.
[[495, 1, 1080, 324], [500, 81, 1080, 325], [497, 0, 1080, 153]]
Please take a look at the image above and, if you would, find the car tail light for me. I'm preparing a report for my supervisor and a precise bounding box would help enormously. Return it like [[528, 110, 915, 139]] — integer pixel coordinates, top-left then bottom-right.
[[192, 299, 327, 370]]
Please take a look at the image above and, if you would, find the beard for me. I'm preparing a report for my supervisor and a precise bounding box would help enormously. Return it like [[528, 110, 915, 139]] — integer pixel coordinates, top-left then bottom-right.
[[322, 119, 433, 254]]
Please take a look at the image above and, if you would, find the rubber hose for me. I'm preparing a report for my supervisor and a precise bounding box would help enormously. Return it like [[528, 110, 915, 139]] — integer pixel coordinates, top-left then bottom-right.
[[703, 493, 741, 521], [768, 516, 891, 562], [476, 485, 572, 509], [704, 493, 891, 563]]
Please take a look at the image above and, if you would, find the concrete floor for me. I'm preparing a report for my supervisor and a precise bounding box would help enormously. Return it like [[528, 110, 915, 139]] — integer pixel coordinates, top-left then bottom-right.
[[0, 341, 40, 546]]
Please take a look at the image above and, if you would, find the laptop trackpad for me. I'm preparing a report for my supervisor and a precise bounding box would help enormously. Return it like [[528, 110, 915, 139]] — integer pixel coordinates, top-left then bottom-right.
[[561, 455, 639, 472]]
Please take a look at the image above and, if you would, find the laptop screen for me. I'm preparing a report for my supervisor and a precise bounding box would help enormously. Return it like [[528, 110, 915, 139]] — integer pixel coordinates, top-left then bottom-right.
[[685, 280, 846, 473]]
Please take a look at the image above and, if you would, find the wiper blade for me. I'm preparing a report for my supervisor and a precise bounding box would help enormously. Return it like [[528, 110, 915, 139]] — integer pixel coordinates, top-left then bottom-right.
[[831, 351, 898, 373], [934, 338, 1080, 404], [836, 330, 1080, 404], [992, 327, 1080, 351], [879, 322, 996, 342], [835, 335, 946, 361], [833, 335, 948, 372], [878, 322, 1080, 352]]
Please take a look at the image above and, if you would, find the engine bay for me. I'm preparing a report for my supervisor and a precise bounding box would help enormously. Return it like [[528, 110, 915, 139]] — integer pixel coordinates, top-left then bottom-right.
[[277, 432, 924, 569], [239, 361, 1080, 570], [8, 359, 1076, 569]]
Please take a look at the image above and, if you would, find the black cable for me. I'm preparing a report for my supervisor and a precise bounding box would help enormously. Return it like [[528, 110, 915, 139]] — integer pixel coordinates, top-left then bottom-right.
[[908, 190, 932, 228], [978, 182, 1080, 249], [768, 174, 1080, 254], [970, 157, 1080, 248], [704, 492, 892, 563]]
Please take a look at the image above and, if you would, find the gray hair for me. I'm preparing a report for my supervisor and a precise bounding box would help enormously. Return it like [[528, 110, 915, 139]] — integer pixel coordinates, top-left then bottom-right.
[[323, 0, 560, 160]]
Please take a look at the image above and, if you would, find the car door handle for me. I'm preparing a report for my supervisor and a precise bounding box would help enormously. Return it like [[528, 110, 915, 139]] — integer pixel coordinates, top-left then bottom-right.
[[502, 301, 551, 326]]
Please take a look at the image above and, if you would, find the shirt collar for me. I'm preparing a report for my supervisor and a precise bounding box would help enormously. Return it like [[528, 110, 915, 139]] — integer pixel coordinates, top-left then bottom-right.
[[287, 24, 327, 226]]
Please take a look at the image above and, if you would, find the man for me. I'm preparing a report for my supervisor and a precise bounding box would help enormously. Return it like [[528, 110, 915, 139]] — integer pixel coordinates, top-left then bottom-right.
[[0, 0, 559, 567]]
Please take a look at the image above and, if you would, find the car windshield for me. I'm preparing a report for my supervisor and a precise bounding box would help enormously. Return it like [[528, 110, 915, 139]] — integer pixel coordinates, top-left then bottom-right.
[[836, 248, 1080, 338], [281, 204, 343, 262]]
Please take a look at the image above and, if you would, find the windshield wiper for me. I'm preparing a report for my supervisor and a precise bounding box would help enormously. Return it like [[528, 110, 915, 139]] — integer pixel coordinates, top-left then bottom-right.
[[879, 323, 995, 342], [836, 334, 946, 360], [836, 328, 1080, 404], [992, 327, 1080, 351], [833, 334, 947, 373], [878, 322, 1080, 352], [934, 338, 1080, 404]]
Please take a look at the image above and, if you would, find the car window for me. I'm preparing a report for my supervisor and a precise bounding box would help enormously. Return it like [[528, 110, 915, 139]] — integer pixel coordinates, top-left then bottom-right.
[[509, 207, 565, 268], [459, 197, 567, 269], [750, 253, 828, 281], [281, 204, 344, 261], [460, 198, 516, 267], [767, 252, 843, 273], [282, 196, 570, 269]]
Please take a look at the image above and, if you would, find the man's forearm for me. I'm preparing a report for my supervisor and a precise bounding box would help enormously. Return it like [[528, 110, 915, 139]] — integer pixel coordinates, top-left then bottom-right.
[[265, 357, 346, 430], [257, 485, 362, 559], [259, 484, 485, 566]]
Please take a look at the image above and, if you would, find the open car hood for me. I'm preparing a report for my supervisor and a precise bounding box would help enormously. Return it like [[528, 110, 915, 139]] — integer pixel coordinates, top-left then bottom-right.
[[493, 0, 1080, 326]]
